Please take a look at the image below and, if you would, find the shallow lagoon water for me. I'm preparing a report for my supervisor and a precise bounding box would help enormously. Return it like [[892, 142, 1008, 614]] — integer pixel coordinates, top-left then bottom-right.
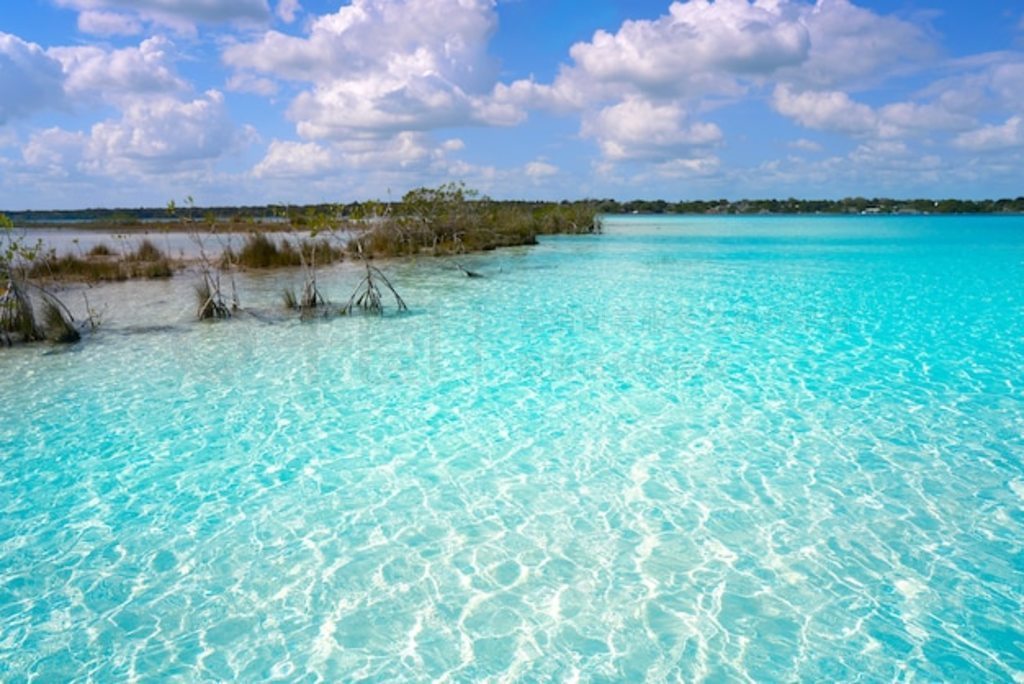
[[14, 225, 326, 260], [2, 216, 1023, 680]]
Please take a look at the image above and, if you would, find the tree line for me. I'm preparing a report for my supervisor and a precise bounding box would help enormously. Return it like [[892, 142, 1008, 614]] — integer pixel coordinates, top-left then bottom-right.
[[5, 195, 1024, 225]]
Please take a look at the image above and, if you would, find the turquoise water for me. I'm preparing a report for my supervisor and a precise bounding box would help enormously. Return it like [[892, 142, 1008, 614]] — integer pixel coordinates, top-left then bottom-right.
[[2, 215, 1023, 681]]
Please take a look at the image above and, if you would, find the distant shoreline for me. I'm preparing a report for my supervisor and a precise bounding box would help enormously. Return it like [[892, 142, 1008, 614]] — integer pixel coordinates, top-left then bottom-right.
[[4, 196, 1024, 226], [13, 212, 1024, 233]]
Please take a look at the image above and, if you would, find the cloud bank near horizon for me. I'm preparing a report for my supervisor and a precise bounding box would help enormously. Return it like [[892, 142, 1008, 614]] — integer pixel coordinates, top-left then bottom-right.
[[1, 0, 1023, 208]]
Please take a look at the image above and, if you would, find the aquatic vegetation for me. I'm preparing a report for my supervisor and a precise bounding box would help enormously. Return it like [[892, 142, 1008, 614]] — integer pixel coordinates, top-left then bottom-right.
[[281, 287, 298, 310], [230, 233, 282, 268], [124, 238, 174, 278], [127, 239, 165, 262], [225, 233, 344, 270], [281, 272, 328, 318], [40, 296, 80, 344], [193, 251, 236, 321], [346, 184, 600, 258], [1, 215, 82, 345], [28, 247, 173, 282], [0, 277, 41, 345], [1, 214, 43, 345], [195, 277, 232, 320], [342, 258, 408, 316], [29, 251, 126, 282], [3, 188, 600, 341], [135, 259, 174, 279]]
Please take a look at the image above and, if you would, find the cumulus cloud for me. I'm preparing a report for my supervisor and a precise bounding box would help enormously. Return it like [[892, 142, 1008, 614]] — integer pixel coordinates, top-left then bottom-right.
[[22, 91, 246, 177], [908, 55, 1024, 136], [276, 0, 301, 23], [77, 10, 142, 36], [772, 85, 877, 135], [953, 117, 1024, 151], [49, 37, 186, 105], [778, 0, 935, 89], [226, 72, 278, 96], [1, 26, 257, 197], [524, 160, 558, 178], [497, 0, 940, 164], [225, 0, 503, 140], [253, 140, 333, 178], [89, 91, 239, 171], [22, 128, 87, 174], [251, 132, 460, 179], [220, 0, 942, 174], [54, 0, 271, 31], [497, 0, 810, 116], [773, 85, 976, 139], [582, 97, 722, 161], [0, 33, 66, 124], [568, 0, 809, 96], [509, 0, 934, 108], [650, 156, 720, 179]]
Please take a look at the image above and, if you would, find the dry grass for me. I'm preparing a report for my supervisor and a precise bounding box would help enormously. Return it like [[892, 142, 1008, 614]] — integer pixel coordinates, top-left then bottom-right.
[[127, 239, 165, 262], [28, 238, 174, 283], [225, 234, 344, 270]]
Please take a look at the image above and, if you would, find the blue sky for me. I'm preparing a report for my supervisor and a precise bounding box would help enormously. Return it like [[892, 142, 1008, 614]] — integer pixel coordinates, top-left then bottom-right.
[[1, 0, 1023, 209]]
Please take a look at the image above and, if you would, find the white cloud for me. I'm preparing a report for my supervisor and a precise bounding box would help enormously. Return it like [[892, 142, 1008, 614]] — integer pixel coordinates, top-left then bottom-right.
[[49, 37, 185, 106], [509, 0, 934, 111], [54, 0, 271, 31], [23, 128, 86, 174], [0, 33, 66, 124], [650, 156, 720, 179], [336, 133, 440, 170], [773, 84, 980, 140], [497, 0, 811, 117], [253, 140, 333, 178], [877, 101, 973, 135], [224, 0, 503, 140], [986, 59, 1024, 108], [3, 28, 254, 195], [779, 0, 935, 89], [569, 0, 808, 94], [87, 91, 240, 173], [524, 160, 558, 178], [226, 72, 278, 96], [953, 116, 1024, 151], [745, 143, 951, 198], [789, 138, 822, 152], [77, 10, 142, 36], [251, 131, 459, 179], [497, 0, 940, 164], [276, 0, 301, 23], [582, 97, 722, 161], [772, 85, 877, 135], [23, 90, 245, 177]]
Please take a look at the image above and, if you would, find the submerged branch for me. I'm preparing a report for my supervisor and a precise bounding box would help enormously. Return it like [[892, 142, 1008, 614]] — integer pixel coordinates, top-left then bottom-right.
[[342, 260, 408, 316]]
